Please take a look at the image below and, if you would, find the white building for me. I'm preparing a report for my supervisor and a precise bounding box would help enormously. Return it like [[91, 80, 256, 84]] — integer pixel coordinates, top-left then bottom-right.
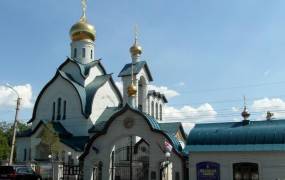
[[16, 2, 187, 180], [15, 1, 285, 180]]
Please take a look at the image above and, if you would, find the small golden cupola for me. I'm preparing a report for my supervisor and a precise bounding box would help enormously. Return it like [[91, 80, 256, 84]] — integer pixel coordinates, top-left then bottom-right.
[[70, 0, 96, 42], [129, 26, 143, 62], [128, 83, 137, 97]]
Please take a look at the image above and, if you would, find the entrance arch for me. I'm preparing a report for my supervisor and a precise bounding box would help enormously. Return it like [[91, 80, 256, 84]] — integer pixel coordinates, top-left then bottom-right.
[[81, 105, 185, 180]]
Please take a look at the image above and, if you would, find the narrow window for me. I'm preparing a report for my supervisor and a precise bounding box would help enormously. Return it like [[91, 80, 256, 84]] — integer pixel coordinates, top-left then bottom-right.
[[61, 151, 65, 162], [74, 48, 77, 58], [63, 100, 66, 120], [57, 98, 62, 120], [23, 148, 27, 161], [29, 148, 31, 161], [155, 103, 158, 119], [160, 104, 163, 120], [151, 101, 154, 117], [91, 49, 93, 59], [52, 102, 55, 120], [82, 48, 86, 58]]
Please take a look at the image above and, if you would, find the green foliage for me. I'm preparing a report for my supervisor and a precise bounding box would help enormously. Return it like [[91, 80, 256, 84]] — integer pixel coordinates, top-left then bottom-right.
[[40, 122, 61, 156], [0, 121, 30, 161], [0, 130, 10, 160]]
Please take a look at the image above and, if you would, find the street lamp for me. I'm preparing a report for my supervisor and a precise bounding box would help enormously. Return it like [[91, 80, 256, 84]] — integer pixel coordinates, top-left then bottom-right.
[[68, 152, 72, 165], [5, 84, 21, 165], [165, 152, 171, 180], [48, 154, 53, 180]]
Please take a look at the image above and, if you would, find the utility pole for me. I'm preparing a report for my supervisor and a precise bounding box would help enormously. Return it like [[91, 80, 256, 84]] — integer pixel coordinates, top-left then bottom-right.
[[6, 84, 21, 165]]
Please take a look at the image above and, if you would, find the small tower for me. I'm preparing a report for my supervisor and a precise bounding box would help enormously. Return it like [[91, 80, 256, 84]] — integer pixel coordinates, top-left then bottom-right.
[[69, 0, 96, 64], [241, 96, 250, 125]]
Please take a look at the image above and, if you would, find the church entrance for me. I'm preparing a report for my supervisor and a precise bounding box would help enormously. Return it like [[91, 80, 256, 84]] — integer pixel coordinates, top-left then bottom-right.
[[109, 136, 150, 180]]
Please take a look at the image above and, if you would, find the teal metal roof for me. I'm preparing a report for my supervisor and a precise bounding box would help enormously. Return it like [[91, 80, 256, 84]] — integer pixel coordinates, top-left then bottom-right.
[[60, 136, 89, 152], [88, 107, 121, 132], [186, 119, 285, 152], [159, 122, 182, 135], [184, 144, 285, 153], [118, 61, 153, 81], [59, 70, 112, 117]]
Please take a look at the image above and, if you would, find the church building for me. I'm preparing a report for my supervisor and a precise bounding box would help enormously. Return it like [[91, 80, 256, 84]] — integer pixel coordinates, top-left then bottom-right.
[[15, 1, 285, 180], [16, 1, 187, 180]]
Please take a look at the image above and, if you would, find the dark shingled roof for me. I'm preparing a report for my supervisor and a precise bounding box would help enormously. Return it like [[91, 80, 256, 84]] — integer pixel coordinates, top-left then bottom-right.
[[185, 119, 285, 152], [118, 61, 153, 81]]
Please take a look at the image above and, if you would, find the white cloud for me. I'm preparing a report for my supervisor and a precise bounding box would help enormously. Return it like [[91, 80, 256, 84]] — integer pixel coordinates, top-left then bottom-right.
[[0, 84, 34, 109], [115, 81, 179, 99], [163, 103, 217, 132], [148, 85, 179, 99], [252, 98, 285, 119]]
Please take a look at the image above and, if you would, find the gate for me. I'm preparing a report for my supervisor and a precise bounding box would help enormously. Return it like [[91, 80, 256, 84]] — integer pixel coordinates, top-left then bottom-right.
[[110, 144, 150, 180], [62, 164, 83, 180]]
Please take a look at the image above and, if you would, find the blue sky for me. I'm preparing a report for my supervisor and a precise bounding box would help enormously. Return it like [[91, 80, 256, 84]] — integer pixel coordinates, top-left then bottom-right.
[[1, 0, 285, 127]]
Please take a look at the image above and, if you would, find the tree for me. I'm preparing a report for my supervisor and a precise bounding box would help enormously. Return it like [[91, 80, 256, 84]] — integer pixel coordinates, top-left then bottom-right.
[[0, 121, 30, 161], [0, 130, 10, 161], [40, 122, 61, 159]]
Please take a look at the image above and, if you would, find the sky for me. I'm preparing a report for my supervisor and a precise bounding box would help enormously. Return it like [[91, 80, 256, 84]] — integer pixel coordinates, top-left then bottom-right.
[[2, 0, 285, 131]]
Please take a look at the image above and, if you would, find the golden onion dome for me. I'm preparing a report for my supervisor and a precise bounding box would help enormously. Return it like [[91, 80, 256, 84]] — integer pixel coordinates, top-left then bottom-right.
[[128, 84, 137, 97], [70, 20, 96, 41], [130, 41, 142, 57]]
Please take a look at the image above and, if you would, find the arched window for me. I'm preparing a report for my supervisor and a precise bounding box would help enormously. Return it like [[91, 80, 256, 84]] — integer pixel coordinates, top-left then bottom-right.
[[138, 77, 147, 112], [82, 48, 86, 58], [155, 103, 159, 119], [160, 104, 163, 120], [73, 48, 77, 58], [233, 163, 259, 180], [91, 49, 93, 59], [57, 98, 62, 120], [151, 101, 154, 117], [63, 100, 66, 120]]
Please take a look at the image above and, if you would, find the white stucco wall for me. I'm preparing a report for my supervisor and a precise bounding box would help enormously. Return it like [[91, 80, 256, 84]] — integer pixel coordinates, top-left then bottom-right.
[[83, 109, 184, 180], [32, 76, 87, 135], [189, 151, 285, 180], [121, 67, 150, 113], [89, 80, 121, 124]]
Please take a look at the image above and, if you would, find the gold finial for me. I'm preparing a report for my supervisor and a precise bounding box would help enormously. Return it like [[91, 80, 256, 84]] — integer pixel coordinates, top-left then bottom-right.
[[80, 0, 87, 21], [130, 25, 143, 57]]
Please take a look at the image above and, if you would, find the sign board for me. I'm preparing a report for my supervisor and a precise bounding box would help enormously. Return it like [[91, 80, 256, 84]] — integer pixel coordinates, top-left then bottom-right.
[[196, 162, 220, 180]]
